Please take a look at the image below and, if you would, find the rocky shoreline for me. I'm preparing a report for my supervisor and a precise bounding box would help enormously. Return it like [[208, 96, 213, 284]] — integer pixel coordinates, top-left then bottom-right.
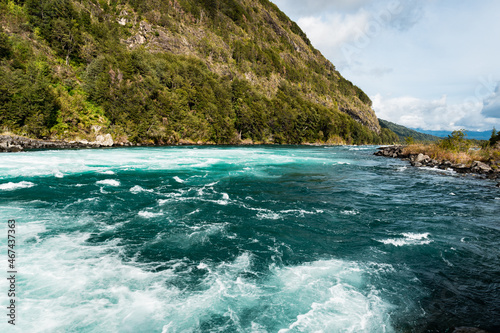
[[0, 134, 141, 152], [375, 145, 500, 186]]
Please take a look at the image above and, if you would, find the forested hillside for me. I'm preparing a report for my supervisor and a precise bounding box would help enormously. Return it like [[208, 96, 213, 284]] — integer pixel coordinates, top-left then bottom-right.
[[0, 0, 397, 144], [379, 119, 439, 142]]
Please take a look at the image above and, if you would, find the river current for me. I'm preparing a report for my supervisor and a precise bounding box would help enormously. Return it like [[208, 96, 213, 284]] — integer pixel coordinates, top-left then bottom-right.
[[0, 146, 499, 332]]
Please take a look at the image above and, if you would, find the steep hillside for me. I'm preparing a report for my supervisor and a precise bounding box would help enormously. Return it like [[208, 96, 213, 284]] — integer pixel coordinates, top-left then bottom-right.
[[379, 119, 439, 142], [0, 0, 396, 144]]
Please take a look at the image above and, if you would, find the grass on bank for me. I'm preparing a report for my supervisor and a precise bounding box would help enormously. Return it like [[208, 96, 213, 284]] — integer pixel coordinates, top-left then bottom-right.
[[402, 130, 500, 166]]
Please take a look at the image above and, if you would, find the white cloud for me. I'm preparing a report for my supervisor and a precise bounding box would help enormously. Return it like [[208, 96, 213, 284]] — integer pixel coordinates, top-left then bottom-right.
[[297, 11, 371, 52], [482, 85, 500, 119], [372, 94, 500, 131], [295, 0, 424, 70], [273, 0, 374, 16]]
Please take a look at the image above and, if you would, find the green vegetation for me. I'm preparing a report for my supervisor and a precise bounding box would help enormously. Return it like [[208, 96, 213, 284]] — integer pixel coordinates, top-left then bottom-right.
[[0, 0, 394, 144], [379, 119, 439, 142], [403, 129, 500, 166], [490, 128, 500, 147], [438, 129, 470, 152]]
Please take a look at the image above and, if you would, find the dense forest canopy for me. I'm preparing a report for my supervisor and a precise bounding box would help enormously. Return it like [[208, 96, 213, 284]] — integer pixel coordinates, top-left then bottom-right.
[[0, 0, 397, 144]]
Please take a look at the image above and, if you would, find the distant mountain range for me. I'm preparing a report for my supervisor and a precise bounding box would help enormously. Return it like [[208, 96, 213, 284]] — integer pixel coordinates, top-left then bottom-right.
[[379, 119, 495, 142], [378, 119, 439, 142], [413, 129, 494, 141]]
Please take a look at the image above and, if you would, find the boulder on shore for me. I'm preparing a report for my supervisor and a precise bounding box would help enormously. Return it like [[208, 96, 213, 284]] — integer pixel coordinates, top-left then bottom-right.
[[93, 134, 114, 147], [471, 161, 492, 174], [415, 153, 430, 163]]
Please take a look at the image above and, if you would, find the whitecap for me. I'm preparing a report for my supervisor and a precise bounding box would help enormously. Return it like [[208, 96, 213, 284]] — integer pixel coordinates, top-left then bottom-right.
[[197, 263, 208, 270], [421, 166, 456, 175], [449, 192, 456, 196], [96, 179, 120, 187], [187, 209, 200, 216], [280, 209, 322, 216], [0, 181, 35, 191], [402, 232, 430, 240], [173, 176, 184, 183], [130, 185, 153, 194], [257, 212, 282, 220], [340, 210, 359, 216], [100, 170, 115, 175], [379, 232, 432, 247], [54, 171, 64, 178], [138, 211, 164, 218]]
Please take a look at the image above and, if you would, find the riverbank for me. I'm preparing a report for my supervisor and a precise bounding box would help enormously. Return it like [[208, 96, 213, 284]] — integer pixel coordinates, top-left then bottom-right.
[[375, 145, 500, 185], [0, 134, 353, 152], [0, 134, 181, 152]]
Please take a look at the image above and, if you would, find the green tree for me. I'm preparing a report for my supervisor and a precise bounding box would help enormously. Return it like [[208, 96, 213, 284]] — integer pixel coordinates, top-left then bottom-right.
[[439, 129, 469, 152], [490, 127, 500, 146]]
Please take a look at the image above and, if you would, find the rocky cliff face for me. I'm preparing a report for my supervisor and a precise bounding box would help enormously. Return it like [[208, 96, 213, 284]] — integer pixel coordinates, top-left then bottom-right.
[[0, 0, 384, 144], [118, 0, 380, 133]]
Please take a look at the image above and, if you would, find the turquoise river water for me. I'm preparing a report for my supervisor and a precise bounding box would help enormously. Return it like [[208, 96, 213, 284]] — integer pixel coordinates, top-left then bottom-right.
[[0, 146, 499, 332]]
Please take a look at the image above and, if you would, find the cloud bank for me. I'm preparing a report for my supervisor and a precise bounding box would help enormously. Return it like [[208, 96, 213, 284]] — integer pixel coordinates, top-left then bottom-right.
[[372, 93, 499, 131]]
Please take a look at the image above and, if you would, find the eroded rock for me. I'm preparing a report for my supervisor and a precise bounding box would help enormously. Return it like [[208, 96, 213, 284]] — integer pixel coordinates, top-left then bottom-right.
[[471, 161, 492, 174]]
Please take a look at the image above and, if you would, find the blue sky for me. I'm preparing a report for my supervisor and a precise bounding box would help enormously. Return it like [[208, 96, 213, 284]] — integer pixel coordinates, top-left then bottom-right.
[[272, 0, 500, 132]]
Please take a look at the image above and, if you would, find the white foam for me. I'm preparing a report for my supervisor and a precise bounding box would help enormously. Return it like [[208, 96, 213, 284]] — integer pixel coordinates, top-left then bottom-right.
[[138, 211, 164, 218], [421, 166, 456, 175], [130, 185, 153, 194], [7, 224, 397, 333], [257, 212, 282, 220], [96, 179, 120, 187], [379, 232, 432, 247], [173, 176, 184, 183], [283, 208, 323, 214], [403, 232, 430, 240], [348, 147, 373, 151], [54, 171, 64, 178], [274, 259, 395, 333], [0, 181, 35, 191], [197, 263, 208, 270], [0, 147, 338, 180], [341, 209, 359, 216], [187, 209, 200, 216], [100, 170, 115, 175]]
